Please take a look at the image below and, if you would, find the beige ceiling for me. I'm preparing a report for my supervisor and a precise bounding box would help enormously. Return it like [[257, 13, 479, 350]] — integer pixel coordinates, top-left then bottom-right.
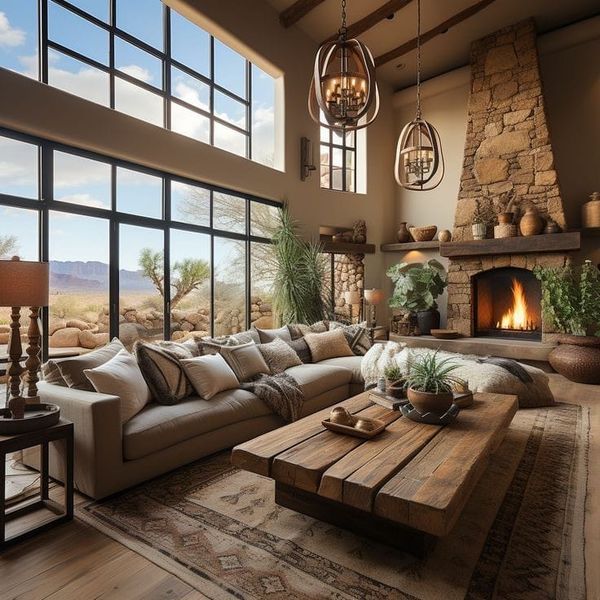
[[265, 0, 599, 89]]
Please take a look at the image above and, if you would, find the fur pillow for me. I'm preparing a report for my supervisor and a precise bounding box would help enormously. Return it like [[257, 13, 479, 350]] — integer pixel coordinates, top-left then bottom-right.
[[258, 338, 302, 373], [304, 329, 354, 362], [329, 321, 372, 356]]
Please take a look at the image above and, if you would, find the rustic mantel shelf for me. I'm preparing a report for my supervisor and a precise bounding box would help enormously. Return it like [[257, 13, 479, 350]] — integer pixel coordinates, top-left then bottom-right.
[[439, 232, 580, 258], [321, 241, 376, 254], [381, 241, 440, 252]]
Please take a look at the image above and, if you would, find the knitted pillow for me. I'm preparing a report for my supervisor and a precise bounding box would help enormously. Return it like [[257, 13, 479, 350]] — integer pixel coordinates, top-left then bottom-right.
[[329, 321, 372, 356], [258, 338, 302, 374]]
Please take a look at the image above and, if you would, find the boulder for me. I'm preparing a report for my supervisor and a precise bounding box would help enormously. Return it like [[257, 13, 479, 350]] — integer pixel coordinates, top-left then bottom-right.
[[476, 130, 530, 158], [183, 312, 202, 326], [473, 158, 509, 184], [124, 311, 137, 323], [48, 319, 66, 336], [66, 319, 89, 330], [79, 330, 110, 350], [0, 325, 10, 334], [49, 327, 82, 348], [252, 316, 273, 329], [0, 333, 9, 344], [118, 323, 146, 348]]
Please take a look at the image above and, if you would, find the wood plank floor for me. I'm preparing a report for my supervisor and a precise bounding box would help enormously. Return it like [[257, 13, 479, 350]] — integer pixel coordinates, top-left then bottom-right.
[[0, 373, 598, 600]]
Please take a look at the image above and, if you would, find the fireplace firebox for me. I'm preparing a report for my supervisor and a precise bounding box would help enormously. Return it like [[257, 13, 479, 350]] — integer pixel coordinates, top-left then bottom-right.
[[473, 267, 542, 341]]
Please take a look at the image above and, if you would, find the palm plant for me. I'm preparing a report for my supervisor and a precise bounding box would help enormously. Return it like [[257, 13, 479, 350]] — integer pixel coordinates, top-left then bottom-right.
[[406, 351, 460, 394]]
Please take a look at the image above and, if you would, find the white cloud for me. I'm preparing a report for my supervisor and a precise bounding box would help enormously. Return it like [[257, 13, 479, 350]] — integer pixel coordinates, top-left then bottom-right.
[[0, 12, 25, 48], [54, 193, 107, 210], [119, 64, 153, 84], [173, 81, 209, 112]]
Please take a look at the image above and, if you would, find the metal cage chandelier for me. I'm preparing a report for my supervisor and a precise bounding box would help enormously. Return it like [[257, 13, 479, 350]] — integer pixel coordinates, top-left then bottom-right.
[[308, 0, 379, 131], [394, 0, 444, 190]]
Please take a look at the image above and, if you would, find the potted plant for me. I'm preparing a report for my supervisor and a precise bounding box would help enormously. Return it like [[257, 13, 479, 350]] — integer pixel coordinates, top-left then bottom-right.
[[383, 363, 406, 399], [472, 197, 494, 240], [406, 351, 460, 415], [387, 259, 447, 335], [495, 190, 518, 224], [534, 260, 600, 384]]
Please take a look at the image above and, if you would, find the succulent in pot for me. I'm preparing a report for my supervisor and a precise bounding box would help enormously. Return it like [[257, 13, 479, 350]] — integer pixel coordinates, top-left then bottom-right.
[[383, 362, 406, 399], [471, 197, 495, 240], [406, 351, 460, 415]]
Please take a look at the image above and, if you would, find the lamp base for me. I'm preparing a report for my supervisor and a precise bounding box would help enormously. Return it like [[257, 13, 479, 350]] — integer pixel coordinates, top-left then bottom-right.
[[7, 395, 25, 420]]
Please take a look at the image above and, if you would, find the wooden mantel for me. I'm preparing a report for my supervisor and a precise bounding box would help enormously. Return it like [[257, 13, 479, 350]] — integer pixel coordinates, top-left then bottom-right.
[[440, 232, 581, 258]]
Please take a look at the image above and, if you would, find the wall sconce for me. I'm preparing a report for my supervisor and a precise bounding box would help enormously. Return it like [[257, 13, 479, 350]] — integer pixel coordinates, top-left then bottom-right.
[[300, 137, 316, 181]]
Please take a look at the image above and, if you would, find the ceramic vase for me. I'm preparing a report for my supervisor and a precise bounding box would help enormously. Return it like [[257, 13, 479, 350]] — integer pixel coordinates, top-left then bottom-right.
[[407, 388, 454, 415], [582, 192, 600, 229], [519, 207, 544, 236], [396, 222, 411, 243], [498, 212, 514, 225], [472, 222, 487, 240]]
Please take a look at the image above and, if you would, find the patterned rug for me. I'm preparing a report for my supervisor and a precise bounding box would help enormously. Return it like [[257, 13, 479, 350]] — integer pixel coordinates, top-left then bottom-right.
[[77, 403, 589, 600]]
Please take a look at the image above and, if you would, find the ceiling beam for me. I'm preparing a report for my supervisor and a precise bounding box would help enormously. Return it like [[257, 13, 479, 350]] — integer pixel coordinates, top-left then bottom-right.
[[323, 0, 414, 43], [374, 0, 497, 67], [280, 0, 327, 28]]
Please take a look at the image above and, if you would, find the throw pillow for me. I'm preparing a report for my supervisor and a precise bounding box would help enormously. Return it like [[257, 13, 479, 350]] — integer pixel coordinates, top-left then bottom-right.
[[56, 338, 126, 391], [41, 360, 68, 386], [304, 329, 354, 362], [84, 349, 151, 423], [254, 325, 292, 344], [288, 320, 329, 340], [329, 321, 372, 356], [257, 338, 302, 373], [134, 340, 198, 405], [219, 342, 271, 382], [286, 338, 312, 363], [180, 354, 239, 400], [199, 330, 260, 355]]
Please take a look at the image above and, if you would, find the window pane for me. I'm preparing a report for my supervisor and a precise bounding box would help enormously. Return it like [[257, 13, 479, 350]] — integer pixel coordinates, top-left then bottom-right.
[[320, 126, 329, 143], [214, 237, 245, 336], [214, 90, 246, 129], [48, 212, 109, 355], [66, 0, 109, 22], [171, 66, 209, 111], [48, 49, 109, 106], [115, 76, 163, 126], [170, 102, 210, 143], [332, 147, 343, 168], [119, 224, 164, 348], [53, 151, 110, 209], [0, 206, 38, 260], [170, 229, 211, 340], [170, 10, 209, 77], [332, 167, 343, 191], [332, 129, 344, 145], [250, 202, 279, 238], [214, 122, 246, 157], [320, 164, 330, 189], [251, 65, 276, 167], [214, 39, 246, 99], [251, 242, 275, 328], [171, 181, 209, 226], [0, 0, 38, 79], [48, 1, 109, 65], [116, 167, 162, 219], [0, 136, 38, 198], [345, 131, 355, 147], [116, 0, 163, 50], [345, 169, 355, 192], [213, 192, 245, 234], [115, 36, 162, 89]]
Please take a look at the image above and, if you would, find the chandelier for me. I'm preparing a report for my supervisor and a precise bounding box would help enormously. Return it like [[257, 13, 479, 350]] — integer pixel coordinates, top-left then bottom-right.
[[308, 0, 379, 131], [394, 0, 444, 190]]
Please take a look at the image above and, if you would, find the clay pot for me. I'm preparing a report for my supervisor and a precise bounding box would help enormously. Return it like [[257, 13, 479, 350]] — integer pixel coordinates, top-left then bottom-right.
[[498, 212, 514, 224], [407, 388, 454, 415], [396, 222, 412, 243], [385, 379, 406, 399], [438, 229, 452, 243], [582, 192, 600, 229], [519, 207, 544, 236], [472, 222, 487, 240], [548, 335, 600, 384], [416, 309, 440, 335], [409, 225, 437, 242]]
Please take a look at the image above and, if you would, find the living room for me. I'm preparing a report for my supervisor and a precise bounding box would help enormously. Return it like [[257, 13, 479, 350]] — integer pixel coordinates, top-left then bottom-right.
[[0, 0, 598, 598]]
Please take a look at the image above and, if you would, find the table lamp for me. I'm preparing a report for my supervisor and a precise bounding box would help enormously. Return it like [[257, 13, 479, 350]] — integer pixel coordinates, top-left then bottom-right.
[[343, 290, 361, 324], [0, 257, 49, 419], [364, 288, 384, 327]]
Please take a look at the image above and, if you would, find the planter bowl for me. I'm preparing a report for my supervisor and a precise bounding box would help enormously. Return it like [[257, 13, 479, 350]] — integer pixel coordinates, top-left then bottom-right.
[[385, 379, 406, 399], [407, 388, 454, 416], [409, 225, 437, 242], [549, 335, 600, 384]]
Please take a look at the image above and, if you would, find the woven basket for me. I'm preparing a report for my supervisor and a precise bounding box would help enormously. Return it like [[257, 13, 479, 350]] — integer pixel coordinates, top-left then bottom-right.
[[409, 225, 437, 242], [549, 335, 600, 384], [582, 192, 600, 228]]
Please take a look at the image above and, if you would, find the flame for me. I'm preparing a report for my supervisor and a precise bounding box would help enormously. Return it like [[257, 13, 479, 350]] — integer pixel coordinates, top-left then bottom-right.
[[496, 278, 536, 331]]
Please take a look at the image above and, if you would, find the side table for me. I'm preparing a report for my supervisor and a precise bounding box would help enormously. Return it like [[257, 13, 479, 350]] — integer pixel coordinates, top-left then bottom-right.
[[1, 419, 73, 549], [367, 326, 388, 344]]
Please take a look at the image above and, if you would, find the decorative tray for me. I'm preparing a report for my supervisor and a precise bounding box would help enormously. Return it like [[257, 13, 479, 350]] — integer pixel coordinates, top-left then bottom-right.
[[400, 402, 460, 426], [0, 403, 61, 434], [369, 390, 408, 411], [322, 417, 387, 439]]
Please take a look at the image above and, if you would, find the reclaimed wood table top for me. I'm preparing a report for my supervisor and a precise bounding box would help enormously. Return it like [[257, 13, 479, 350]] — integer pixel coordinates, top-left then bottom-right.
[[231, 391, 518, 537]]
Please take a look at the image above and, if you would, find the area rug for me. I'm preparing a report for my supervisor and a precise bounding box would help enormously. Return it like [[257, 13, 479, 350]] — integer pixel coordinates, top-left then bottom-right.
[[77, 403, 589, 600]]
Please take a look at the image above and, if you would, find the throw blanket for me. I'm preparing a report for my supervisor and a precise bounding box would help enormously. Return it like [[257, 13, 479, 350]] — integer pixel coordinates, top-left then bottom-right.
[[361, 342, 554, 408], [241, 372, 304, 422]]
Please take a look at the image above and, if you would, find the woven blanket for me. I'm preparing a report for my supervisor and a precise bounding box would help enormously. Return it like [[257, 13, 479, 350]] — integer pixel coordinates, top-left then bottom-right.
[[241, 372, 304, 422]]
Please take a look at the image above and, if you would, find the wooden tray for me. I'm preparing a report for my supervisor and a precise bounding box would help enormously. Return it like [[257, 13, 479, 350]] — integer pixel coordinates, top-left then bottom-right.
[[322, 417, 387, 439], [431, 328, 460, 339], [0, 403, 61, 434]]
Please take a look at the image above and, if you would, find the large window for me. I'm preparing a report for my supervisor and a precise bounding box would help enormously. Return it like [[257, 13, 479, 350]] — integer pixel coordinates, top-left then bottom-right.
[[0, 129, 280, 361], [0, 0, 278, 167], [320, 126, 357, 192]]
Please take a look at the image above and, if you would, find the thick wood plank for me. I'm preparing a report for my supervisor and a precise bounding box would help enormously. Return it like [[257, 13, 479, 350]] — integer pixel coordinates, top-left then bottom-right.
[[322, 240, 376, 254], [439, 231, 580, 257], [271, 405, 400, 493], [280, 0, 326, 28], [231, 393, 373, 476], [381, 240, 440, 252], [374, 395, 517, 536]]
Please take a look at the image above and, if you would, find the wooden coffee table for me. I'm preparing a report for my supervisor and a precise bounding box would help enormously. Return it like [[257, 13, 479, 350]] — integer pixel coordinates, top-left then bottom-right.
[[231, 391, 517, 555]]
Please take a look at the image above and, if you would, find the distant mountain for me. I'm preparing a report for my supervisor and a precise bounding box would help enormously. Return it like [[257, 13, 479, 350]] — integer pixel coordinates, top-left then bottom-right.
[[50, 261, 155, 292]]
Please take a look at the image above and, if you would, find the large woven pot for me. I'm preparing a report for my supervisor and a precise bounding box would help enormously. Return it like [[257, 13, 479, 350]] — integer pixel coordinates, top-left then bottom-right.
[[548, 335, 600, 384]]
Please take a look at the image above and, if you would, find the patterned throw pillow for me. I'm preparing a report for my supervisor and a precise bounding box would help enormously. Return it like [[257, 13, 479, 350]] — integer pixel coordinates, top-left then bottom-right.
[[257, 338, 302, 374], [287, 320, 329, 340], [286, 338, 312, 363], [199, 330, 260, 355], [304, 329, 354, 362], [329, 321, 372, 356]]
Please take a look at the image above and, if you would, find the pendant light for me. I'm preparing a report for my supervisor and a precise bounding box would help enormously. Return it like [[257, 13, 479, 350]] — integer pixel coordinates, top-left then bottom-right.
[[308, 0, 379, 131], [394, 0, 444, 190]]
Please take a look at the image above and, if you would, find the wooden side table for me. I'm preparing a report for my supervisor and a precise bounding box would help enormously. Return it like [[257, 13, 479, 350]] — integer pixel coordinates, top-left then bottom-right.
[[1, 419, 73, 549], [367, 326, 388, 343]]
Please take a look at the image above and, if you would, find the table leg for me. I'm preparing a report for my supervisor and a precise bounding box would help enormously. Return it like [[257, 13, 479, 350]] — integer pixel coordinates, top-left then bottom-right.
[[65, 428, 74, 519], [40, 442, 49, 500], [0, 452, 5, 543]]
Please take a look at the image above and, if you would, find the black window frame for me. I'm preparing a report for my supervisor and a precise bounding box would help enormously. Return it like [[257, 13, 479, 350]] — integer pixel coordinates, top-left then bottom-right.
[[319, 126, 357, 193]]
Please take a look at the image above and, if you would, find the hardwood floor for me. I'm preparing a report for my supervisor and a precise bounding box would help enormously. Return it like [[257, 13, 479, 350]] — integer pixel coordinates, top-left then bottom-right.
[[0, 374, 598, 600]]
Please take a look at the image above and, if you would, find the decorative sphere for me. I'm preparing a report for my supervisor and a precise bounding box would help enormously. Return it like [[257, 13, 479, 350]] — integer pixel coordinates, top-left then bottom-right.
[[354, 418, 376, 432], [330, 406, 354, 426], [438, 229, 452, 243]]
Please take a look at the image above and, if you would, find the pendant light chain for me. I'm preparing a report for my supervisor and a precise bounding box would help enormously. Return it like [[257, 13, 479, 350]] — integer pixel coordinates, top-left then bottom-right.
[[340, 0, 348, 38], [416, 0, 422, 118]]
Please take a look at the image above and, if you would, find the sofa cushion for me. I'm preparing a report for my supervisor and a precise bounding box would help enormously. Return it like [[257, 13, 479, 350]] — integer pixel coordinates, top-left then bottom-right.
[[220, 343, 270, 381], [255, 325, 292, 344], [199, 330, 260, 354], [318, 356, 364, 384], [288, 321, 328, 340], [286, 338, 312, 363], [258, 338, 302, 373], [123, 388, 270, 460], [304, 329, 354, 362], [329, 322, 372, 356], [180, 353, 239, 400], [284, 364, 352, 399]]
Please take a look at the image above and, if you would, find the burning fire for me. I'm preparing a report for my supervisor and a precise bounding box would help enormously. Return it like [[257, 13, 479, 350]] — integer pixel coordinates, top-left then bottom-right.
[[496, 278, 537, 331]]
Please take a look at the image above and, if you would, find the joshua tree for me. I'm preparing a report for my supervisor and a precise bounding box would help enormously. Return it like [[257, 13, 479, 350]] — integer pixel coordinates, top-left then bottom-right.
[[0, 234, 18, 259]]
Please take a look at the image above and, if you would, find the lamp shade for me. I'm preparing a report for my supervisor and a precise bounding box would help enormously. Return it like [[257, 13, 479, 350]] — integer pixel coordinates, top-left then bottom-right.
[[0, 258, 49, 307], [364, 288, 384, 305], [344, 290, 361, 305]]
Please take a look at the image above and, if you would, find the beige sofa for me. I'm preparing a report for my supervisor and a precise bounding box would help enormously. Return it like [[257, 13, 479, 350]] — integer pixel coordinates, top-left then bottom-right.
[[31, 356, 364, 499]]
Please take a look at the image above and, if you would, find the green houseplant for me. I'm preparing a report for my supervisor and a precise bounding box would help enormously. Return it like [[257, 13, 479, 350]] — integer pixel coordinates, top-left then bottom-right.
[[534, 260, 600, 384], [383, 363, 406, 399], [387, 259, 447, 334]]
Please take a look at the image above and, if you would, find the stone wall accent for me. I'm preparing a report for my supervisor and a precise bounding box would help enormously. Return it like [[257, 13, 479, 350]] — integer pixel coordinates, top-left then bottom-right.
[[333, 253, 365, 321], [453, 19, 566, 242]]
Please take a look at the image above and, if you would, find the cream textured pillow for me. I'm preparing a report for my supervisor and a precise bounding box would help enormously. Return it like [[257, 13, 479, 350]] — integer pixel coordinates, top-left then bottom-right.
[[304, 329, 354, 362], [180, 354, 239, 400], [258, 338, 302, 373], [219, 342, 271, 382], [84, 350, 151, 424], [255, 325, 292, 344]]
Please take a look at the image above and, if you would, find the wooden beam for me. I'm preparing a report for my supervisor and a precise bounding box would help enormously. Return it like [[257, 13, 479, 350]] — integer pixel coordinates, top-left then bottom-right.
[[280, 0, 327, 28], [323, 0, 414, 43], [375, 0, 497, 67]]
